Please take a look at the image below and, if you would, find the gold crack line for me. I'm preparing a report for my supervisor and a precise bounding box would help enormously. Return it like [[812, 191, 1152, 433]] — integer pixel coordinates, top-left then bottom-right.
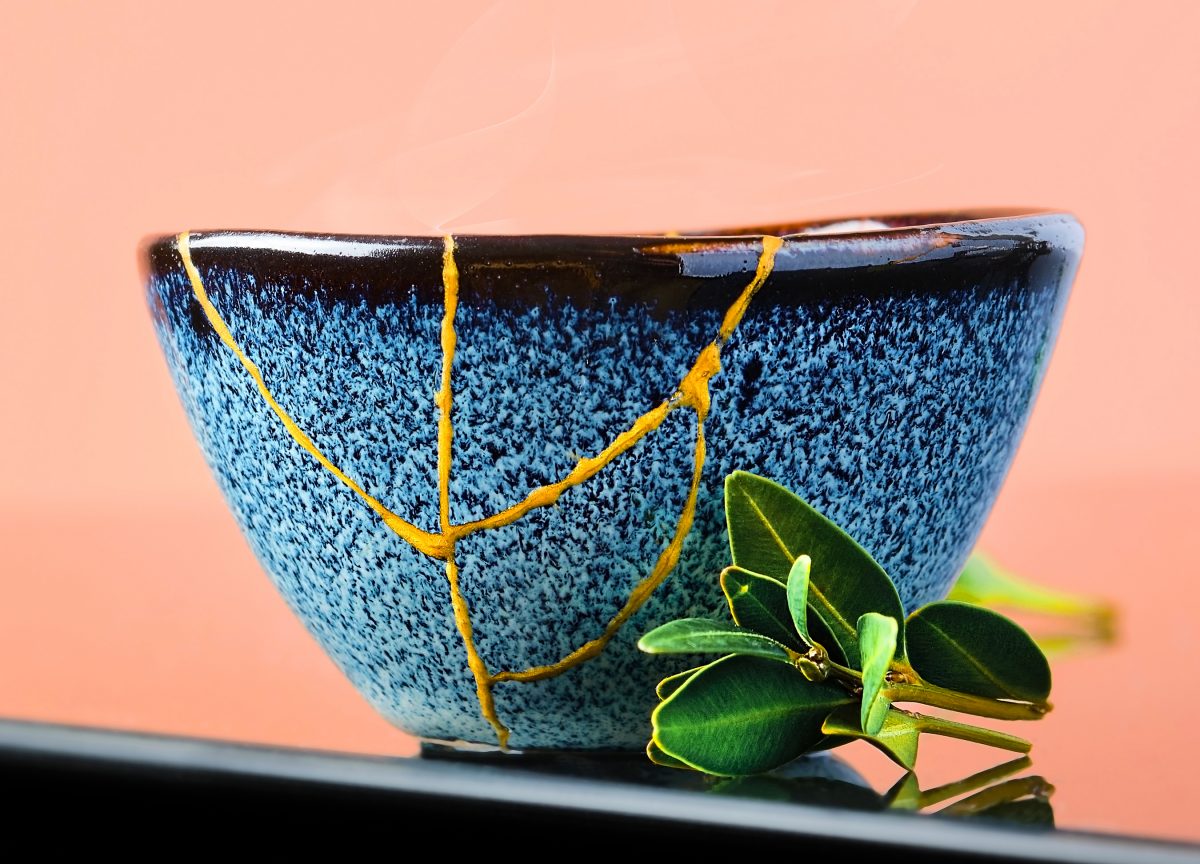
[[178, 231, 780, 552], [178, 231, 781, 744], [488, 235, 782, 685], [436, 235, 509, 746], [448, 235, 782, 542], [176, 233, 449, 560], [492, 418, 708, 684]]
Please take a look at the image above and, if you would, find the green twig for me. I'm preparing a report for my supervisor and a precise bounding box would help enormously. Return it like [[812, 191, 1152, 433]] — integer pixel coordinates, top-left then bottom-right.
[[884, 681, 1049, 721], [907, 711, 1032, 754]]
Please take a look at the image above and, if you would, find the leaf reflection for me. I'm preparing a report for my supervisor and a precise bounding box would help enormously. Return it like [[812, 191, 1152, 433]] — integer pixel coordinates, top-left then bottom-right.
[[708, 753, 1055, 827]]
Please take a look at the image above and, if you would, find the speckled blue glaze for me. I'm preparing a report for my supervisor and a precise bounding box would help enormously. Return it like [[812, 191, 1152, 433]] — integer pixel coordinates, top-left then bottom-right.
[[145, 212, 1083, 750]]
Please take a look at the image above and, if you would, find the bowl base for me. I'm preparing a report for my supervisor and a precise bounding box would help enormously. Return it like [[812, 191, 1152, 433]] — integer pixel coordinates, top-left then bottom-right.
[[419, 739, 705, 787]]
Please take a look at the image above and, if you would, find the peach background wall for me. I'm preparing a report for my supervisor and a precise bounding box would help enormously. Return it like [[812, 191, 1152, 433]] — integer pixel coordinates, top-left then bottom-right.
[[1, 0, 1199, 840], [1, 1, 1197, 511]]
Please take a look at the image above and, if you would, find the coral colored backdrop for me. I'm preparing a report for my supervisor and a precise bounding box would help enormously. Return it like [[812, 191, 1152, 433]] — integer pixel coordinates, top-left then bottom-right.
[[1, 0, 1198, 841]]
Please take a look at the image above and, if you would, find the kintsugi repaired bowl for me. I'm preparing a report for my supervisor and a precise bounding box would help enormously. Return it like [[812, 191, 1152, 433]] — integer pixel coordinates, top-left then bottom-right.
[[144, 210, 1082, 751]]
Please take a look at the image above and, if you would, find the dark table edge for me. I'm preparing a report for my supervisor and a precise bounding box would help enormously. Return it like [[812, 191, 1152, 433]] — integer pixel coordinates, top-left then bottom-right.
[[0, 717, 1194, 862]]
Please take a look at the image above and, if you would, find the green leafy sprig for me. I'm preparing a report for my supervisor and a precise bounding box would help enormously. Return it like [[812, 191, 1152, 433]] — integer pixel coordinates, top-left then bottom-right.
[[638, 471, 1052, 776]]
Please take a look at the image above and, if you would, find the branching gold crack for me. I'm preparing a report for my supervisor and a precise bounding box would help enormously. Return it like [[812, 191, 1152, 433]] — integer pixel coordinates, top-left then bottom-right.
[[177, 231, 782, 747]]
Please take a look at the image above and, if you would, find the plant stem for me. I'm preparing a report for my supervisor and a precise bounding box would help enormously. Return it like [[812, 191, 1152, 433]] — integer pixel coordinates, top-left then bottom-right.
[[884, 681, 1050, 721], [912, 712, 1032, 754], [808, 650, 1050, 723], [824, 659, 862, 684]]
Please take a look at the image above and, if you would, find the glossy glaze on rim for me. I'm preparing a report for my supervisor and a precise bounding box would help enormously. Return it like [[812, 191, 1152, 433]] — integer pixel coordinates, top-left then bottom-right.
[[144, 211, 1079, 316], [143, 209, 1056, 249]]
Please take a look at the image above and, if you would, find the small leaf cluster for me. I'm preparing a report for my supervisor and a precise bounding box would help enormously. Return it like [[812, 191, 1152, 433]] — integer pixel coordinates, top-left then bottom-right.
[[639, 471, 1052, 776]]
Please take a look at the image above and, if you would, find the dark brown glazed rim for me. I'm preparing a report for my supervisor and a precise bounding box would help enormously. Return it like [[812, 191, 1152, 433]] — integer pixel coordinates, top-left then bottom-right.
[[142, 209, 1079, 314], [696, 208, 1056, 237], [142, 209, 1056, 252]]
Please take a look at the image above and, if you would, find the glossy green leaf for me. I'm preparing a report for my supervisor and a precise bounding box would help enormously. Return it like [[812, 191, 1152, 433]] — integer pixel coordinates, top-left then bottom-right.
[[857, 612, 898, 735], [786, 555, 813, 644], [720, 566, 803, 649], [906, 602, 1051, 703], [646, 739, 690, 769], [724, 471, 905, 666], [655, 664, 709, 700], [653, 654, 854, 776], [821, 704, 921, 770], [638, 618, 792, 662]]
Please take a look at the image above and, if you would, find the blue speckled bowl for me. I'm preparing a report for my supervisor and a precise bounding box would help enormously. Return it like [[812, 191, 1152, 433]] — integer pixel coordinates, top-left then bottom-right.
[[144, 211, 1082, 751]]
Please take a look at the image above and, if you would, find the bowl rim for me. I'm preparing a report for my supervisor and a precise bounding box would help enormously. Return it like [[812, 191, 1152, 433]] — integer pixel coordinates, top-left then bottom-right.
[[140, 209, 1077, 257]]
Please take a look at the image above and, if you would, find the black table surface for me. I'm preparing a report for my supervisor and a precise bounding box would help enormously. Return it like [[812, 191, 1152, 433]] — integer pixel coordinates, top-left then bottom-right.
[[2, 717, 1195, 861]]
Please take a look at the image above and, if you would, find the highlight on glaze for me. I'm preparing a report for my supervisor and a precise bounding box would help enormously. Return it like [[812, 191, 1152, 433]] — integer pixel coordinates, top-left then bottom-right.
[[176, 231, 782, 746]]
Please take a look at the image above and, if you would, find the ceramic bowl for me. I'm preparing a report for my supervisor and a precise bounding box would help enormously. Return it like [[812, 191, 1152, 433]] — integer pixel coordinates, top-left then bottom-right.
[[144, 211, 1083, 751]]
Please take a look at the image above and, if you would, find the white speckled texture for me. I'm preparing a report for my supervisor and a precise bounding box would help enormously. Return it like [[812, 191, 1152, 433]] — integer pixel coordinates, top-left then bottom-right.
[[147, 215, 1081, 749]]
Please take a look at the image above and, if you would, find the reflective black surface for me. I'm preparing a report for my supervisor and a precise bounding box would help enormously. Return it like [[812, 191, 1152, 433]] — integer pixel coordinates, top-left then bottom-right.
[[1, 718, 1194, 861]]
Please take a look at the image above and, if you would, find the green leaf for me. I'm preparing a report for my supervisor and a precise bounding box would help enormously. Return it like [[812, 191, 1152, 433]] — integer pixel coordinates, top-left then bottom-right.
[[646, 739, 691, 769], [951, 553, 1113, 622], [906, 602, 1051, 703], [720, 566, 803, 649], [951, 556, 1116, 661], [857, 612, 898, 735], [786, 555, 813, 644], [653, 654, 854, 776], [638, 619, 792, 662], [724, 471, 905, 666], [655, 664, 708, 700], [821, 704, 921, 770]]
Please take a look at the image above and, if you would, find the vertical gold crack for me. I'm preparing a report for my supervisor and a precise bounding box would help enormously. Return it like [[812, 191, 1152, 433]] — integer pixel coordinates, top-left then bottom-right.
[[176, 231, 782, 747], [437, 236, 460, 532], [436, 236, 509, 747]]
